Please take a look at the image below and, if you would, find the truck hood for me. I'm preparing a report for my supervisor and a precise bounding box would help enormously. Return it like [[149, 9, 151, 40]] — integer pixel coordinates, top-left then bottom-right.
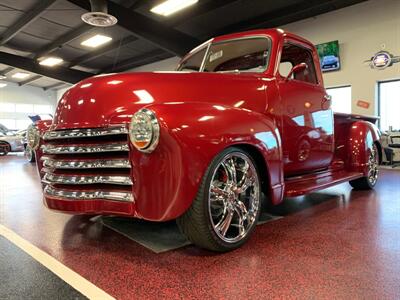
[[52, 72, 269, 130]]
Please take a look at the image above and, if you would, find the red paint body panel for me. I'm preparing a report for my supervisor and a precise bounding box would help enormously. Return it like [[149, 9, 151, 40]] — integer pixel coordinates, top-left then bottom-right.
[[36, 29, 381, 220]]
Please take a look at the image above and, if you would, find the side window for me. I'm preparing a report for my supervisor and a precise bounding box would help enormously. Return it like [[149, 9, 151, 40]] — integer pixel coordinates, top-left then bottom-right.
[[177, 47, 207, 72], [280, 43, 318, 84]]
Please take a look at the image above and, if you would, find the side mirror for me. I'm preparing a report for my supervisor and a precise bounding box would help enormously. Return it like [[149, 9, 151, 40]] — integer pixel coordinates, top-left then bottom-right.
[[285, 63, 308, 81]]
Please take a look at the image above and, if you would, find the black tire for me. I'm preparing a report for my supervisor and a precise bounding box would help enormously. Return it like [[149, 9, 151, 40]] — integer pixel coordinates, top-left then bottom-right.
[[0, 142, 10, 156], [24, 146, 36, 162], [349, 143, 379, 190], [177, 147, 262, 252]]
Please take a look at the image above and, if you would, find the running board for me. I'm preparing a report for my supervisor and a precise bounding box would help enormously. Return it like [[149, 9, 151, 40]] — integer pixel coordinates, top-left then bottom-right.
[[284, 170, 363, 197]]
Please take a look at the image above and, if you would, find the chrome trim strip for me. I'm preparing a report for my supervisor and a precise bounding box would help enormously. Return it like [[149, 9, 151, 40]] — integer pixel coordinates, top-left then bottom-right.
[[41, 143, 129, 154], [42, 157, 131, 169], [43, 125, 128, 140], [44, 185, 134, 202], [43, 173, 133, 185]]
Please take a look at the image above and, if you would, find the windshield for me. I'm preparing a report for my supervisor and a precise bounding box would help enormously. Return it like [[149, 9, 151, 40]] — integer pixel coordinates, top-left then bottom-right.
[[177, 37, 270, 73]]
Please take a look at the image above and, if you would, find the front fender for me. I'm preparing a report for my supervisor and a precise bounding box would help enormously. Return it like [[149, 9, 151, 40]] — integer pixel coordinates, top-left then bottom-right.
[[130, 102, 283, 221], [348, 120, 380, 174]]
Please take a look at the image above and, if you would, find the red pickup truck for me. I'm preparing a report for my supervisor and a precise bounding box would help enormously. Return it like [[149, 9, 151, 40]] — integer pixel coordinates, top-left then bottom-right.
[[28, 29, 381, 252]]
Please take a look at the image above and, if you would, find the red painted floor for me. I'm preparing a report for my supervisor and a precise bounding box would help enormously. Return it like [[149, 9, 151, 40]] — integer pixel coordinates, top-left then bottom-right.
[[1, 154, 400, 299]]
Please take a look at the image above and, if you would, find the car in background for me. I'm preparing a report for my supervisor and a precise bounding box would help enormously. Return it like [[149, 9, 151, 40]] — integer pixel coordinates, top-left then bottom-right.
[[0, 129, 25, 156], [321, 55, 339, 69]]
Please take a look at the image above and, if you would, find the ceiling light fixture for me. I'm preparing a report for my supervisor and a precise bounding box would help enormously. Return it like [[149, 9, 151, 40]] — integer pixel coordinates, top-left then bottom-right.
[[81, 0, 118, 27], [150, 0, 198, 16], [0, 83, 7, 88], [39, 57, 64, 67], [0, 75, 6, 80], [12, 72, 30, 79], [81, 34, 112, 48]]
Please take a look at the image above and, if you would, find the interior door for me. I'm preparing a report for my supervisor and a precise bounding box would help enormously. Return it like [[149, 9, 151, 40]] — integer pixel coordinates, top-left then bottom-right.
[[278, 42, 334, 177]]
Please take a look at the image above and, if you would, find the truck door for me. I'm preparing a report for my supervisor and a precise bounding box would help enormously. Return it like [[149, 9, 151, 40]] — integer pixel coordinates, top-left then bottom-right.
[[277, 41, 334, 177]]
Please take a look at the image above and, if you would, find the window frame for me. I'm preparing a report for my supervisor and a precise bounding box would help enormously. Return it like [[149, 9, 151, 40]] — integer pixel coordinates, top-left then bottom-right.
[[278, 40, 320, 87], [378, 78, 400, 131], [177, 35, 272, 74]]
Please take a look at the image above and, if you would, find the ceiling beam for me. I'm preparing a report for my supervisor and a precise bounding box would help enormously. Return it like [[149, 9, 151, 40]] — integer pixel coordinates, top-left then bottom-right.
[[18, 75, 42, 86], [166, 0, 239, 27], [0, 51, 92, 84], [67, 0, 201, 56], [102, 49, 169, 73], [43, 82, 68, 91], [0, 0, 58, 45], [66, 35, 138, 68], [33, 24, 93, 59], [0, 67, 14, 76], [214, 0, 367, 36]]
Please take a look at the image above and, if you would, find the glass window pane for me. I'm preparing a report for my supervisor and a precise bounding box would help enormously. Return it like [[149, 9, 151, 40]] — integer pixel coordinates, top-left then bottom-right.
[[177, 47, 207, 72], [379, 80, 400, 132], [0, 103, 15, 113], [33, 104, 53, 114], [326, 86, 351, 114], [15, 104, 34, 113], [204, 38, 270, 73], [0, 119, 16, 130]]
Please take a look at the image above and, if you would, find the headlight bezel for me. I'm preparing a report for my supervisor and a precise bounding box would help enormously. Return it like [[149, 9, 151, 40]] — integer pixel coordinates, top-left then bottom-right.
[[129, 108, 160, 153], [26, 124, 40, 150]]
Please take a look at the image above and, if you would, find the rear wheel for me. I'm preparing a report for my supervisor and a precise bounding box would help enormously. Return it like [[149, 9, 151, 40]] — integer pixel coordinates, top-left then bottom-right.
[[0, 142, 10, 156], [177, 147, 261, 252], [349, 143, 379, 190]]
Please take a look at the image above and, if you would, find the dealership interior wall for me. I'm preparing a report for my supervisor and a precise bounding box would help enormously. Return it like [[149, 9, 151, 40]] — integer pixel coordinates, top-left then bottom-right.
[[130, 0, 400, 116]]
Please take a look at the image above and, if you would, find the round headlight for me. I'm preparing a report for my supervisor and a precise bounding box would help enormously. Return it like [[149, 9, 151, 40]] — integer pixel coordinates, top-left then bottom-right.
[[27, 124, 40, 150], [129, 109, 160, 153]]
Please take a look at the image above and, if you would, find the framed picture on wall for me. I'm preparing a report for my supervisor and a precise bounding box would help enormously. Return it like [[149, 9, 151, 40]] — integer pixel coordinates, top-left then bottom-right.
[[316, 40, 340, 72]]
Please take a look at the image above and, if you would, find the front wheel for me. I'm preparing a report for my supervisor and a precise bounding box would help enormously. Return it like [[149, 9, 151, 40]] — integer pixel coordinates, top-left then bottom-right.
[[177, 147, 262, 252], [24, 146, 36, 162], [349, 143, 379, 190], [0, 142, 10, 156]]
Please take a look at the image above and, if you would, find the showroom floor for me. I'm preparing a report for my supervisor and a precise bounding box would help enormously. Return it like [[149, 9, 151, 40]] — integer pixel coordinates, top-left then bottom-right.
[[1, 155, 400, 299]]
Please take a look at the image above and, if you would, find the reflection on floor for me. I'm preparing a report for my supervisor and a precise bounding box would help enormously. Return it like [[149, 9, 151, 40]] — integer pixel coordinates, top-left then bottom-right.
[[1, 155, 400, 299]]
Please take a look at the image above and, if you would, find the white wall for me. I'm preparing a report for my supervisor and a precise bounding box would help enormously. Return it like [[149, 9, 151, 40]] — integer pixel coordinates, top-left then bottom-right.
[[0, 82, 57, 129], [130, 0, 400, 116]]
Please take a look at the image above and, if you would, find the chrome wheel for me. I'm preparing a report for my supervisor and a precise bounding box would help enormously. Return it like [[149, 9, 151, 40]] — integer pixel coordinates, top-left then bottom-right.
[[25, 146, 33, 162], [368, 144, 379, 186], [208, 152, 260, 243]]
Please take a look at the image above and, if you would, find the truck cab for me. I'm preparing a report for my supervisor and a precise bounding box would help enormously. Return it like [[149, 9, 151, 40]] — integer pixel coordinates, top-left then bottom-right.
[[28, 28, 381, 252]]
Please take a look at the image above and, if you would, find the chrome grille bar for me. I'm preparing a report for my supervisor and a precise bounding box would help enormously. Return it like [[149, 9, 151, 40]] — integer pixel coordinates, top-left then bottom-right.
[[43, 125, 128, 140], [43, 173, 133, 185], [42, 157, 131, 169], [41, 143, 129, 154], [44, 185, 134, 202]]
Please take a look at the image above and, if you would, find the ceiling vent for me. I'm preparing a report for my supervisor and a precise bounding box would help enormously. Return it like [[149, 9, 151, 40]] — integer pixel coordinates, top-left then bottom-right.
[[81, 0, 118, 27]]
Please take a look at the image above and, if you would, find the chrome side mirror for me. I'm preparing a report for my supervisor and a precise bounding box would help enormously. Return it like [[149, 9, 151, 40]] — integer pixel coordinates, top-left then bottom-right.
[[285, 63, 308, 81]]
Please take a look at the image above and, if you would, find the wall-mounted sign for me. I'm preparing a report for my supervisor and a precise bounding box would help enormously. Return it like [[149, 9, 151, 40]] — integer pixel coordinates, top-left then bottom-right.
[[366, 50, 400, 70], [357, 100, 370, 109], [315, 40, 340, 72]]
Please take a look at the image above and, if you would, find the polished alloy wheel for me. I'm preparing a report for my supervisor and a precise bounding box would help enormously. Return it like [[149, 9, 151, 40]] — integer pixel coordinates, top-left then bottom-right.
[[208, 152, 260, 243], [25, 146, 33, 161], [367, 144, 379, 186]]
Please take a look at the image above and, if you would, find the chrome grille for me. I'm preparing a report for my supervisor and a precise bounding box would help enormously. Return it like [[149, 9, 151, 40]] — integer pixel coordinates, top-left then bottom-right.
[[40, 125, 133, 203]]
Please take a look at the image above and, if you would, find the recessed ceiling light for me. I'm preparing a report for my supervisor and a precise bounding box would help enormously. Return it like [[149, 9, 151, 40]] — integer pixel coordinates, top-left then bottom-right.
[[39, 57, 64, 67], [150, 0, 198, 16], [0, 83, 7, 88], [12, 72, 30, 79], [81, 34, 112, 48]]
